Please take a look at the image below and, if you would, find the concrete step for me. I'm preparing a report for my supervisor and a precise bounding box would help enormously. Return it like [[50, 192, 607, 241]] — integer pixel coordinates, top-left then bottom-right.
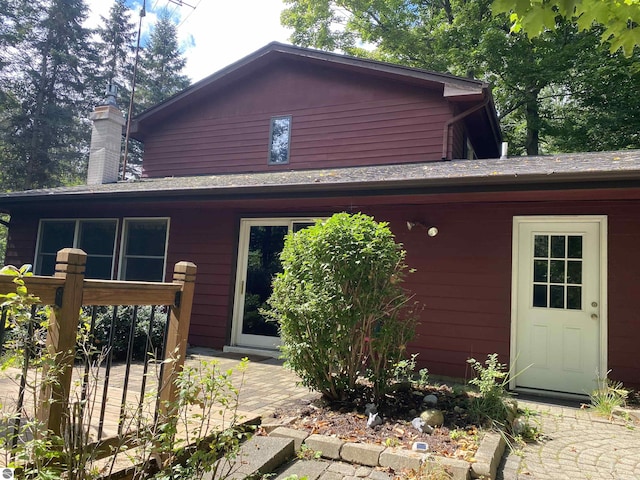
[[205, 435, 295, 479]]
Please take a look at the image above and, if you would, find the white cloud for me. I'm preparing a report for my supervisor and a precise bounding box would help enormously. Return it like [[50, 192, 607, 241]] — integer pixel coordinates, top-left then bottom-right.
[[85, 0, 293, 83]]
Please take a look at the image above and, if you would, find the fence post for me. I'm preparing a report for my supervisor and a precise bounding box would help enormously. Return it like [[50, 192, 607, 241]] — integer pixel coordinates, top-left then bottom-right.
[[38, 248, 86, 436], [158, 261, 197, 418]]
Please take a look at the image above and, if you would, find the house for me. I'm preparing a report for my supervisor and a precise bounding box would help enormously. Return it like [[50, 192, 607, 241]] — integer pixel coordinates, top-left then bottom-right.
[[1, 42, 639, 396]]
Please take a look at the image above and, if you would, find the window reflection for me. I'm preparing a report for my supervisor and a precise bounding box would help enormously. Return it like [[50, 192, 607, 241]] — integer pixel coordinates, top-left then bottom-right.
[[269, 116, 291, 164]]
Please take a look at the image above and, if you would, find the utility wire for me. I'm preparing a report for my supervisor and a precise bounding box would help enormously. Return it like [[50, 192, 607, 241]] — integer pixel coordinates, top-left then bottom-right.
[[121, 0, 146, 180], [177, 0, 202, 27]]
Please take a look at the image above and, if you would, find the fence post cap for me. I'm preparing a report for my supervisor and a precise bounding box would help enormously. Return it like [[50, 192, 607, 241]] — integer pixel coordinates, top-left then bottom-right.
[[55, 248, 87, 264], [173, 261, 197, 281]]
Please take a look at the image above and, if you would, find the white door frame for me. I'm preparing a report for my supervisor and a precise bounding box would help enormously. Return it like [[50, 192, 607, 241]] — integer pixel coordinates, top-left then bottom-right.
[[510, 215, 608, 393], [229, 217, 322, 353]]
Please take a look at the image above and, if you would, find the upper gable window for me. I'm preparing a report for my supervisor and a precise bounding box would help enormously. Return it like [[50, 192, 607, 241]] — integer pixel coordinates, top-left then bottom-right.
[[268, 116, 291, 165]]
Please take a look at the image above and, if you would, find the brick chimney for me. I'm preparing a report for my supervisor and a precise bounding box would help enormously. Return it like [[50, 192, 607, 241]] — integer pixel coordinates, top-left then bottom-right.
[[87, 85, 125, 185]]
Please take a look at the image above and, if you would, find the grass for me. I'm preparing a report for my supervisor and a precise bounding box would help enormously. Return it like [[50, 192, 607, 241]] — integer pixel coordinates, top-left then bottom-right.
[[590, 372, 628, 420]]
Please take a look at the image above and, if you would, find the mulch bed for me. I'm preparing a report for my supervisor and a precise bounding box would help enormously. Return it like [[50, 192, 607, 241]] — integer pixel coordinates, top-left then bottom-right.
[[267, 384, 482, 461]]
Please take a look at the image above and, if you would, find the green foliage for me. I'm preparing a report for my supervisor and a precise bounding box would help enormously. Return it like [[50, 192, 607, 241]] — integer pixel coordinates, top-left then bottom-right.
[[138, 9, 191, 110], [0, 0, 99, 191], [0, 265, 248, 479], [493, 0, 640, 56], [148, 358, 252, 480], [90, 305, 167, 361], [590, 371, 629, 419], [392, 353, 429, 388], [466, 353, 513, 427], [265, 212, 416, 402], [281, 0, 640, 155]]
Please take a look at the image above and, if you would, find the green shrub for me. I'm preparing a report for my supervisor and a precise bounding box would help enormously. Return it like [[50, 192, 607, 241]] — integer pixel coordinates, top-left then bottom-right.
[[466, 353, 513, 426], [90, 305, 167, 361], [264, 212, 416, 402]]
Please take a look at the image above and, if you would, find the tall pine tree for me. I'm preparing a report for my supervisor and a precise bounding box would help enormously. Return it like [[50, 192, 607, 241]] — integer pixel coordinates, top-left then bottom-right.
[[137, 9, 190, 109], [0, 0, 97, 190], [97, 0, 136, 108]]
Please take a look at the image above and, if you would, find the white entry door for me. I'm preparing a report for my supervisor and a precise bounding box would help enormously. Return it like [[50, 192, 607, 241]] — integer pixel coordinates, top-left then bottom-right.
[[230, 218, 318, 350], [512, 216, 606, 395]]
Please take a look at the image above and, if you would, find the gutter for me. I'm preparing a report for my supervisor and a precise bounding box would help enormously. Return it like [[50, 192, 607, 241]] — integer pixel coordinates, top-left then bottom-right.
[[441, 96, 491, 160], [2, 170, 640, 207]]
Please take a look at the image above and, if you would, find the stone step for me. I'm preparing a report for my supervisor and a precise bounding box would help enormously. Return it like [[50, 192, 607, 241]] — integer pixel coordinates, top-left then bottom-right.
[[205, 436, 295, 480]]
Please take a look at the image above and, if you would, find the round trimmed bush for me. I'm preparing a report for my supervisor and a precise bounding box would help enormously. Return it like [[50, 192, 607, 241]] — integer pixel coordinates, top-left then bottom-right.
[[264, 212, 416, 402]]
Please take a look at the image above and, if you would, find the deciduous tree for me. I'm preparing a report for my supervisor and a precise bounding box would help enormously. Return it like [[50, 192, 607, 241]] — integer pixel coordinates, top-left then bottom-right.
[[493, 0, 640, 56], [281, 0, 639, 154]]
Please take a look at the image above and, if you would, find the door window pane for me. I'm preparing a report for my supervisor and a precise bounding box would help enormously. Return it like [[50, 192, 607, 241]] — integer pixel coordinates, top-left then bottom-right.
[[551, 236, 566, 258], [533, 285, 547, 307], [550, 285, 565, 309], [532, 233, 583, 310], [567, 236, 582, 258], [567, 286, 582, 310], [533, 260, 548, 282], [242, 225, 288, 337], [567, 261, 582, 284], [534, 235, 548, 257], [550, 260, 565, 283]]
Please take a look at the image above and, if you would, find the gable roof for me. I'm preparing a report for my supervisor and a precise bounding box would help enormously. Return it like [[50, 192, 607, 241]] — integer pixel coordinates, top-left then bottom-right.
[[129, 41, 501, 152], [1, 150, 639, 208]]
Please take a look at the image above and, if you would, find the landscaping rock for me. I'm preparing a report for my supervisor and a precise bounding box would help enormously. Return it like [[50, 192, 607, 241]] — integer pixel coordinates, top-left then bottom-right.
[[367, 412, 383, 428], [423, 394, 438, 407], [270, 426, 310, 451], [305, 434, 345, 460], [420, 409, 444, 427], [411, 417, 425, 431], [470, 432, 505, 479], [512, 416, 529, 436], [379, 447, 426, 471], [341, 442, 385, 466], [438, 456, 471, 480]]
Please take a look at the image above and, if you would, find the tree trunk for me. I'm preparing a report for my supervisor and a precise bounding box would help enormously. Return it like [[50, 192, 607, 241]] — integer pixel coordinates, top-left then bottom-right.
[[524, 89, 541, 155]]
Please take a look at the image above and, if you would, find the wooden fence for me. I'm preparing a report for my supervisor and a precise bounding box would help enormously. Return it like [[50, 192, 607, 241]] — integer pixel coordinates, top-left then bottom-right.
[[0, 247, 197, 439]]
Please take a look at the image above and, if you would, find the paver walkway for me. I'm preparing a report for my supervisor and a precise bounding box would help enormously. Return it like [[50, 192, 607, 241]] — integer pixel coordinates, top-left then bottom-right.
[[3, 347, 639, 479], [499, 399, 640, 480]]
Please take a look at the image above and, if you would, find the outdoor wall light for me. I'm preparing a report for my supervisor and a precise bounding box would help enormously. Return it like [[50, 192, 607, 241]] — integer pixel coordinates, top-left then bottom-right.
[[406, 221, 439, 237]]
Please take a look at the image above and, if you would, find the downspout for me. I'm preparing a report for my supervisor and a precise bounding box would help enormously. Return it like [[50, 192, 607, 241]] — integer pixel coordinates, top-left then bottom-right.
[[441, 95, 490, 160]]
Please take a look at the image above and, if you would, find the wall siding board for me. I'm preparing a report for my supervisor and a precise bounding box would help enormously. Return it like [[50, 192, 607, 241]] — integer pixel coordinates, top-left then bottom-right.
[[4, 195, 640, 389], [142, 62, 454, 178]]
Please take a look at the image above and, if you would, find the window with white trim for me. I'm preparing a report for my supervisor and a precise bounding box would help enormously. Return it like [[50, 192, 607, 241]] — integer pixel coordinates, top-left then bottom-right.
[[34, 218, 169, 282], [35, 219, 118, 279], [119, 219, 169, 281]]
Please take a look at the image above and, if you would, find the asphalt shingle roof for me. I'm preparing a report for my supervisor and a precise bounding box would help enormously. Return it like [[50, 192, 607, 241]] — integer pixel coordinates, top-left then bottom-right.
[[1, 150, 639, 205]]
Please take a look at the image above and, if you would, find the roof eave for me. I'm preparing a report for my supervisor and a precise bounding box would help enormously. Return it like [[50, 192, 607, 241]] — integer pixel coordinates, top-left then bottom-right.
[[1, 169, 639, 210]]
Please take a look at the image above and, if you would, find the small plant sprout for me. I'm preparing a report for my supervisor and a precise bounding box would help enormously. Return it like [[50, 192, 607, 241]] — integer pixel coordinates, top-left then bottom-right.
[[297, 444, 322, 460], [466, 353, 517, 427], [590, 370, 629, 420]]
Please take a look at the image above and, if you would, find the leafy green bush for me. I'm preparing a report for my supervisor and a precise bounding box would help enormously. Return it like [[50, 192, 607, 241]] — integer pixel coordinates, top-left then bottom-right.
[[466, 353, 514, 427], [264, 212, 416, 402], [91, 305, 167, 361]]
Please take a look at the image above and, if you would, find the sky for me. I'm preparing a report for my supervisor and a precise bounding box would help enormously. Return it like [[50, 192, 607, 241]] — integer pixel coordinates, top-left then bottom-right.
[[85, 0, 293, 84]]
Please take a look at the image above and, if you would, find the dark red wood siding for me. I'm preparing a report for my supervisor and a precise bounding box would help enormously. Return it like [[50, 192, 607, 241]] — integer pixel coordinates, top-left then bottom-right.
[[4, 195, 640, 389], [142, 61, 455, 177]]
